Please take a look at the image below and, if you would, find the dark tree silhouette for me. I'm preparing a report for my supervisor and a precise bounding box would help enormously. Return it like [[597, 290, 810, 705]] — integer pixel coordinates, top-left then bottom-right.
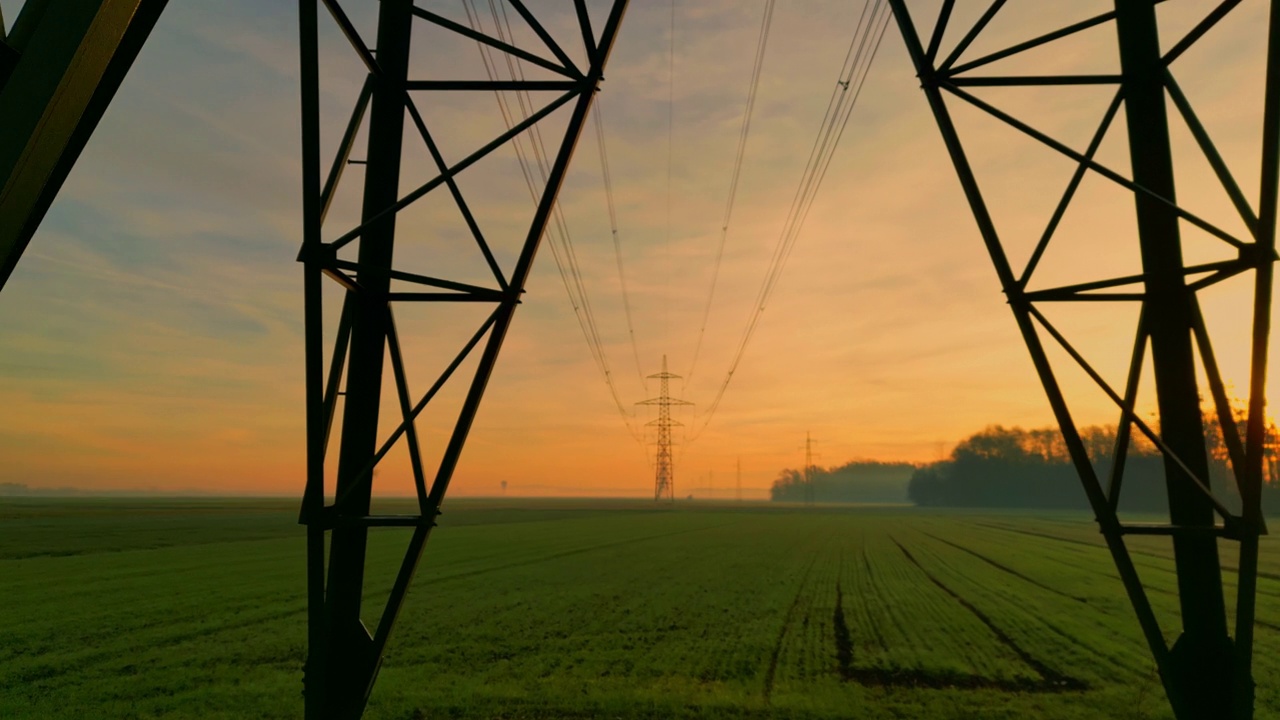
[[906, 415, 1280, 512], [770, 461, 916, 503]]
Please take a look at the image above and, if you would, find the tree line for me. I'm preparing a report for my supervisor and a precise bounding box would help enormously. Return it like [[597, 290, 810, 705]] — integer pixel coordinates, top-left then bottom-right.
[[908, 417, 1280, 512], [770, 412, 1280, 511], [770, 461, 915, 503]]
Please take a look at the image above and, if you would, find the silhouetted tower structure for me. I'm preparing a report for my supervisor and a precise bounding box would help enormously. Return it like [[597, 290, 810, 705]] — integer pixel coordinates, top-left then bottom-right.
[[638, 355, 691, 502], [889, 2, 1280, 718], [294, 3, 630, 718], [800, 432, 819, 505]]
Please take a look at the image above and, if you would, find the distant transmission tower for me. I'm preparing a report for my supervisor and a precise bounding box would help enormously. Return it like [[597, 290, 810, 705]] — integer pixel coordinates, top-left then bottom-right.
[[638, 355, 692, 502], [800, 431, 820, 505], [804, 432, 814, 505]]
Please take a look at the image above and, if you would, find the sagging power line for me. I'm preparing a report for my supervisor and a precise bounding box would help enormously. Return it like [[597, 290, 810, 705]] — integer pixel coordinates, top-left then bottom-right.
[[690, 0, 893, 441], [462, 0, 645, 445], [685, 0, 778, 387], [592, 102, 647, 388]]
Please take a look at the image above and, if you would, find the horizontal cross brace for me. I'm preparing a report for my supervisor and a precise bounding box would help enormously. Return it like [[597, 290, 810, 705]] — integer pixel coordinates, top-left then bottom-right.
[[330, 260, 503, 296], [405, 79, 580, 92], [310, 514, 439, 529], [410, 6, 576, 80], [1117, 522, 1255, 539], [948, 74, 1122, 86], [1018, 259, 1251, 302], [387, 292, 508, 303], [946, 10, 1117, 75]]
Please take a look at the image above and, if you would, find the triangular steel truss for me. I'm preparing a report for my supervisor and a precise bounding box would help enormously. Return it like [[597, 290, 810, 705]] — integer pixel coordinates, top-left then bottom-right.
[[296, 2, 630, 717], [887, 2, 1280, 719]]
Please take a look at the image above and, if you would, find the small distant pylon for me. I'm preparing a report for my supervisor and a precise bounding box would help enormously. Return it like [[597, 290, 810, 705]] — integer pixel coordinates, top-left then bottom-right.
[[800, 431, 821, 505], [637, 355, 692, 502]]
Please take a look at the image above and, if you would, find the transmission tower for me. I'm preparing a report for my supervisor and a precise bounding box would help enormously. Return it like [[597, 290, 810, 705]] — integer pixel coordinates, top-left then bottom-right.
[[804, 432, 813, 504], [638, 355, 692, 502], [889, 2, 1279, 718], [800, 431, 820, 505], [296, 2, 630, 717]]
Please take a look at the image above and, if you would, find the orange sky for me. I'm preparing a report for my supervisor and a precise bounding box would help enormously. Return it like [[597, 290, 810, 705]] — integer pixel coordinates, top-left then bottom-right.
[[1, 1, 1277, 499]]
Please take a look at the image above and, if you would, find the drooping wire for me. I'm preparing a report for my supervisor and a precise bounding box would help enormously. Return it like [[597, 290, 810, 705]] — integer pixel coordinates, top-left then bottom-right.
[[689, 0, 893, 441], [685, 0, 777, 386], [461, 0, 645, 445], [664, 0, 676, 351], [769, 1, 891, 300], [592, 102, 648, 388], [490, 2, 644, 442]]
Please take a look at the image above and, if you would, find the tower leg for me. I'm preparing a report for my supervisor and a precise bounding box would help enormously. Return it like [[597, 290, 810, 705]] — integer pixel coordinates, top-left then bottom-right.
[[1114, 2, 1232, 715], [320, 1, 414, 716], [297, 2, 633, 717], [885, 1, 1274, 718]]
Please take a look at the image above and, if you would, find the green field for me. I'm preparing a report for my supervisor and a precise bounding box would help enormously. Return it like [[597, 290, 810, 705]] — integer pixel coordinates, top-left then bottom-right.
[[2, 498, 1278, 719]]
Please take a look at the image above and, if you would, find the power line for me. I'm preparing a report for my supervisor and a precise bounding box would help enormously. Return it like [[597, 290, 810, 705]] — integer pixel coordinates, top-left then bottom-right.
[[690, 0, 893, 441], [686, 0, 778, 386], [666, 0, 681, 458], [772, 1, 892, 292], [462, 0, 644, 445], [592, 102, 647, 388]]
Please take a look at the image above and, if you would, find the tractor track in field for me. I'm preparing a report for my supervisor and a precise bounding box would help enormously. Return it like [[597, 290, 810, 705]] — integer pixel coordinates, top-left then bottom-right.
[[858, 547, 889, 652], [916, 529, 1090, 604], [762, 554, 817, 703], [906, 526, 1280, 646], [973, 522, 1103, 550], [975, 522, 1280, 584], [890, 536, 1087, 692], [833, 557, 854, 681], [831, 565, 1088, 692]]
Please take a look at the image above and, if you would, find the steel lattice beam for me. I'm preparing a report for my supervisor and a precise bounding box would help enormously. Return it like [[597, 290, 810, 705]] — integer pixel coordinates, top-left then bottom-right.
[[887, 1, 1280, 718], [0, 0, 169, 291], [296, 1, 630, 717]]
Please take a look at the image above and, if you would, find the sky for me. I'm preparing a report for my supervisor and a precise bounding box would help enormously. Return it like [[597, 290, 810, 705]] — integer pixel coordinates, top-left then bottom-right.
[[1, 0, 1277, 499]]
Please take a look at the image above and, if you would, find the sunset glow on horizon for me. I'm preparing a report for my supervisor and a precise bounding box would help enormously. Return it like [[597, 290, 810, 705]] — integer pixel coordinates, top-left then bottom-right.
[[2, 0, 1279, 499]]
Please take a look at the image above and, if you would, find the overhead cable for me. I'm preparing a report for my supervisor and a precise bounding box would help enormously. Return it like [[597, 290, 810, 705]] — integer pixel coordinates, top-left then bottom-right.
[[462, 0, 645, 445], [592, 102, 648, 388], [686, 0, 778, 386], [664, 0, 676, 349], [690, 0, 893, 441]]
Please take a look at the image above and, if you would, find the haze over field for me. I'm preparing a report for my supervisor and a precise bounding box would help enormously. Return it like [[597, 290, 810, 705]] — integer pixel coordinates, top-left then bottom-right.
[[1, 1, 1277, 497]]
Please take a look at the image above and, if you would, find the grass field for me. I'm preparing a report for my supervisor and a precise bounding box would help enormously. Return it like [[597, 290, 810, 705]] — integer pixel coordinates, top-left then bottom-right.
[[2, 498, 1278, 719]]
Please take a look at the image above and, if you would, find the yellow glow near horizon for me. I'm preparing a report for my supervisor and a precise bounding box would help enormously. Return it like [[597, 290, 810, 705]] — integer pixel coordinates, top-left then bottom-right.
[[2, 1, 1279, 499]]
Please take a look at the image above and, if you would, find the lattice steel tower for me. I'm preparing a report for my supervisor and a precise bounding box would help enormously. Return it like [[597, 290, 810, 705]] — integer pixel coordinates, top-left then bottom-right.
[[638, 355, 691, 502], [804, 431, 815, 505], [889, 2, 1280, 717]]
